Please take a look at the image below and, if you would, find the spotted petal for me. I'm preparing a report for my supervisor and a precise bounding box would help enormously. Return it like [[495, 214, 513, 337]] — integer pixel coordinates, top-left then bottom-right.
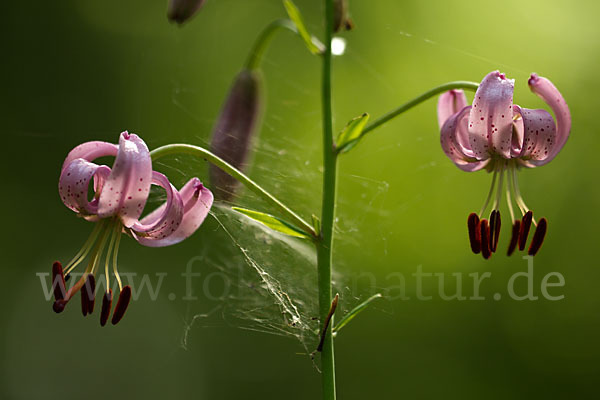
[[528, 74, 571, 165], [468, 71, 515, 159], [98, 132, 152, 227], [133, 178, 213, 247], [440, 106, 489, 172], [61, 141, 118, 173], [513, 105, 557, 166], [59, 159, 111, 216], [130, 172, 184, 245], [437, 90, 468, 130]]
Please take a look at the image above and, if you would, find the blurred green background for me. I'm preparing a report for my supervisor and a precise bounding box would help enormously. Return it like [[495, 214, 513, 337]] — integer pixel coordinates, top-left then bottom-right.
[[2, 0, 599, 399]]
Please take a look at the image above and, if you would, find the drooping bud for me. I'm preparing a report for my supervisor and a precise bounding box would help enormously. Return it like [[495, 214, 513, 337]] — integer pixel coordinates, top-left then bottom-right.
[[111, 286, 132, 325], [167, 0, 206, 25], [209, 69, 263, 200], [528, 218, 548, 256], [467, 213, 481, 254], [333, 0, 354, 32]]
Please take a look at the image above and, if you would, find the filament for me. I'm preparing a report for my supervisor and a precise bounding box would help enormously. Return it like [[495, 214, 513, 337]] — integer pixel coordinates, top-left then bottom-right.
[[64, 220, 106, 275], [112, 224, 123, 291], [479, 168, 498, 216]]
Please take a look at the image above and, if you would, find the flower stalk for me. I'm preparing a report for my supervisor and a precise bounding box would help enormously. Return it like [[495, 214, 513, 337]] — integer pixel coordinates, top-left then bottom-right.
[[317, 0, 337, 398], [150, 144, 316, 237]]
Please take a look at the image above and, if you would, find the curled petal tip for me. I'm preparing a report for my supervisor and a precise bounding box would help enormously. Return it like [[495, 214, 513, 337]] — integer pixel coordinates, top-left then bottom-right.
[[528, 73, 539, 86]]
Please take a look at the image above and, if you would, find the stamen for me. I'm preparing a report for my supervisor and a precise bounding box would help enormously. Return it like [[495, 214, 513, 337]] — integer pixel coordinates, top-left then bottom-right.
[[505, 166, 516, 223], [100, 290, 113, 327], [112, 224, 123, 291], [528, 218, 548, 256], [491, 163, 505, 211], [512, 168, 531, 215], [479, 168, 498, 217], [80, 274, 96, 316], [52, 261, 66, 301], [518, 211, 533, 251], [480, 219, 491, 260], [52, 274, 88, 313], [507, 220, 521, 256], [467, 213, 481, 254], [63, 220, 106, 276], [111, 286, 132, 325], [489, 210, 501, 253], [104, 221, 120, 294], [87, 220, 113, 276]]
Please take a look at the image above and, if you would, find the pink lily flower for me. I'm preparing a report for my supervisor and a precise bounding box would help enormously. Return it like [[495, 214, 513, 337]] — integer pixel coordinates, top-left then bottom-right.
[[53, 132, 213, 325], [437, 71, 571, 259]]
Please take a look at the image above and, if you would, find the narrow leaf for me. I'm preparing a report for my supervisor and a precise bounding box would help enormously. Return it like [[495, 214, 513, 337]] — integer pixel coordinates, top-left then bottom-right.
[[232, 207, 310, 239], [336, 112, 370, 153], [333, 293, 382, 334], [283, 0, 324, 55]]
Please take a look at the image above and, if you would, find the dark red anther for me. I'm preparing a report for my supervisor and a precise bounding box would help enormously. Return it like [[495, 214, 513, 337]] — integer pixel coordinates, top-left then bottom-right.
[[53, 299, 67, 313], [480, 219, 491, 260], [489, 210, 501, 253], [507, 220, 521, 256], [519, 211, 533, 251], [467, 213, 481, 254], [81, 274, 96, 316], [111, 286, 132, 325], [52, 273, 87, 314], [52, 261, 66, 301], [100, 290, 113, 327], [528, 218, 548, 256]]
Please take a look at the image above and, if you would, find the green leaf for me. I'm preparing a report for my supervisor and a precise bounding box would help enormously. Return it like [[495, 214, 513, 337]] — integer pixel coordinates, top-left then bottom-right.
[[283, 0, 324, 55], [333, 293, 382, 334], [336, 112, 370, 153], [232, 207, 310, 239]]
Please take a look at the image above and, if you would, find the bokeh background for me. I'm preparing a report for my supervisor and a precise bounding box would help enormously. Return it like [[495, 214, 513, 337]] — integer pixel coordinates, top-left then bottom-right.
[[2, 0, 599, 399]]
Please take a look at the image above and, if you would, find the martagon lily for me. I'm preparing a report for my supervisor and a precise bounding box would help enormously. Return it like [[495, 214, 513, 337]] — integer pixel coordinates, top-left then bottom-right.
[[437, 71, 571, 259], [54, 131, 213, 325]]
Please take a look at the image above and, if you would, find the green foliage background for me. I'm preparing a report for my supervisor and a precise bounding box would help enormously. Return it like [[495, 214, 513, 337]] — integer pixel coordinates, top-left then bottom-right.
[[1, 0, 599, 398]]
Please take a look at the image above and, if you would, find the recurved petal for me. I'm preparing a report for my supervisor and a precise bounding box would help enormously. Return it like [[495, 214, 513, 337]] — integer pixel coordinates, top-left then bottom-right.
[[61, 141, 118, 173], [59, 159, 111, 215], [468, 71, 515, 159], [134, 178, 213, 247], [130, 171, 184, 242], [440, 106, 489, 172], [513, 105, 557, 166], [98, 132, 152, 227], [528, 73, 571, 163], [437, 90, 468, 130]]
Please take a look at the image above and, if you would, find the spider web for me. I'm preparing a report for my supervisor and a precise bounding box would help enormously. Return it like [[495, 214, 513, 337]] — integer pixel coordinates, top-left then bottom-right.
[[155, 22, 525, 359]]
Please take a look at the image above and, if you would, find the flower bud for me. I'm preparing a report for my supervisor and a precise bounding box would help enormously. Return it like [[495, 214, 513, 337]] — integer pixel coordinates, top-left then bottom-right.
[[333, 0, 354, 32], [167, 0, 206, 25], [209, 69, 263, 201]]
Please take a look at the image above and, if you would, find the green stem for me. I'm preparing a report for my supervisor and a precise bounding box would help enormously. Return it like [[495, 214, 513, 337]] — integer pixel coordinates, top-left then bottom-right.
[[318, 0, 337, 399], [150, 144, 316, 237], [361, 81, 479, 137], [245, 19, 297, 70]]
